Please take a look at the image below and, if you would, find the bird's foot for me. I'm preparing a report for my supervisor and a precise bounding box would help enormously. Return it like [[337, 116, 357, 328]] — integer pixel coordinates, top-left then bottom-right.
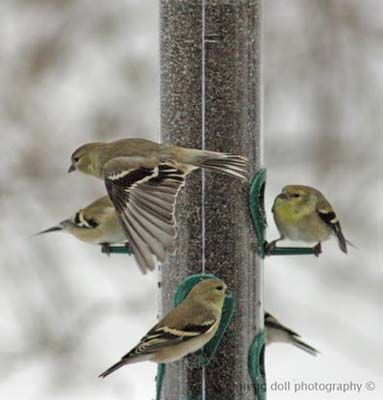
[[101, 243, 111, 257], [265, 240, 279, 256], [313, 242, 322, 257]]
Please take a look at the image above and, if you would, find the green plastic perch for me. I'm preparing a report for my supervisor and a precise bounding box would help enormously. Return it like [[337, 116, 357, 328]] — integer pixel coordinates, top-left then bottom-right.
[[249, 332, 266, 400], [101, 244, 132, 255]]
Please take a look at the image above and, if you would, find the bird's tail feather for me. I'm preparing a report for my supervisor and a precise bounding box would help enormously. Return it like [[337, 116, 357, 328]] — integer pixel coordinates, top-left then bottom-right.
[[99, 360, 127, 379], [173, 148, 249, 181], [33, 225, 63, 236], [292, 336, 319, 357], [99, 353, 151, 378], [200, 155, 249, 181], [332, 222, 348, 254], [346, 239, 358, 250]]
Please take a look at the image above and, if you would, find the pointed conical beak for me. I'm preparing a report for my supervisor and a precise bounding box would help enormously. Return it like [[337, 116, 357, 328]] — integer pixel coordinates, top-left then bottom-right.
[[68, 164, 76, 173], [34, 225, 63, 236]]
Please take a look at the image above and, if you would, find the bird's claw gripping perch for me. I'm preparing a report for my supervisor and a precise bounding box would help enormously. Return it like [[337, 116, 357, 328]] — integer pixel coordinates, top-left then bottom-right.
[[101, 243, 112, 257], [264, 240, 278, 256], [313, 242, 322, 257]]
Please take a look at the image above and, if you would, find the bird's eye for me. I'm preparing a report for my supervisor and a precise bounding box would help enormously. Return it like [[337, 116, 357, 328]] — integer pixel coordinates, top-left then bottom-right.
[[73, 156, 80, 163], [292, 193, 300, 198], [216, 286, 224, 291]]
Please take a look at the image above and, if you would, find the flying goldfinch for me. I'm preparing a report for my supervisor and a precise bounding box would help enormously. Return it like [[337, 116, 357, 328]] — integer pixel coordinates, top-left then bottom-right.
[[68, 138, 249, 272], [265, 312, 319, 356], [269, 185, 348, 255], [36, 196, 127, 253], [99, 278, 227, 378]]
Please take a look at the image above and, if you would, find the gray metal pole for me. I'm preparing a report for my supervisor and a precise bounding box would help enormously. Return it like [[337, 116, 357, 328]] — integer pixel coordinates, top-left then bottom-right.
[[160, 1, 263, 399]]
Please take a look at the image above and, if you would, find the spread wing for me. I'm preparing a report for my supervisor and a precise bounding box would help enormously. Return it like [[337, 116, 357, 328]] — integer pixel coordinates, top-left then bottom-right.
[[103, 156, 187, 273], [316, 198, 347, 253]]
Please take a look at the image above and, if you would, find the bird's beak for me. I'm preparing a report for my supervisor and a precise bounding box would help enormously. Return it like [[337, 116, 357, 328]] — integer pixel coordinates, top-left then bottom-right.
[[68, 164, 76, 173], [34, 225, 63, 236]]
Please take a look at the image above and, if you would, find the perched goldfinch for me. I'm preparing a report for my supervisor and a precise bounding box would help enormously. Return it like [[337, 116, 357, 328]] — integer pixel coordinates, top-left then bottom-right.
[[265, 312, 319, 356], [36, 196, 127, 253], [68, 138, 248, 272], [269, 185, 348, 255], [99, 278, 227, 378]]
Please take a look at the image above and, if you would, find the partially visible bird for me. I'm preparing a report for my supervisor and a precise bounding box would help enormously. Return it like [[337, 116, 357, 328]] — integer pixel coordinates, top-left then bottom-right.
[[99, 278, 227, 378], [265, 312, 319, 356], [269, 185, 349, 256], [35, 195, 127, 253], [68, 138, 249, 273]]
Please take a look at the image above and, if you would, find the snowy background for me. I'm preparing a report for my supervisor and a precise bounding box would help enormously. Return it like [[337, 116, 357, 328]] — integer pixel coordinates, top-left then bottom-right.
[[0, 0, 381, 399]]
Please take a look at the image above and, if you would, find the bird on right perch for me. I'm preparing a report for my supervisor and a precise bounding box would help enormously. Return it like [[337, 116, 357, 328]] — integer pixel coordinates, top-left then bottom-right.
[[268, 185, 350, 256]]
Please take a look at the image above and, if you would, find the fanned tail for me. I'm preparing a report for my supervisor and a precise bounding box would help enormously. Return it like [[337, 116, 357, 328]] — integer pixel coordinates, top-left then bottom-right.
[[168, 147, 249, 181], [191, 150, 249, 181], [200, 154, 249, 181]]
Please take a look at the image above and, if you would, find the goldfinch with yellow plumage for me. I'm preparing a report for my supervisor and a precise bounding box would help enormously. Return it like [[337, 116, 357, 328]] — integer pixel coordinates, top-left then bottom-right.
[[269, 185, 349, 256], [265, 312, 319, 356], [99, 278, 227, 378], [36, 196, 127, 253], [68, 138, 248, 272]]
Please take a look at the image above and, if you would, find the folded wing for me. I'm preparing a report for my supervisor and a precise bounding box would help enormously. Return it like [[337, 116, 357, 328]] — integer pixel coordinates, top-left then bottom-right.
[[316, 198, 347, 253]]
